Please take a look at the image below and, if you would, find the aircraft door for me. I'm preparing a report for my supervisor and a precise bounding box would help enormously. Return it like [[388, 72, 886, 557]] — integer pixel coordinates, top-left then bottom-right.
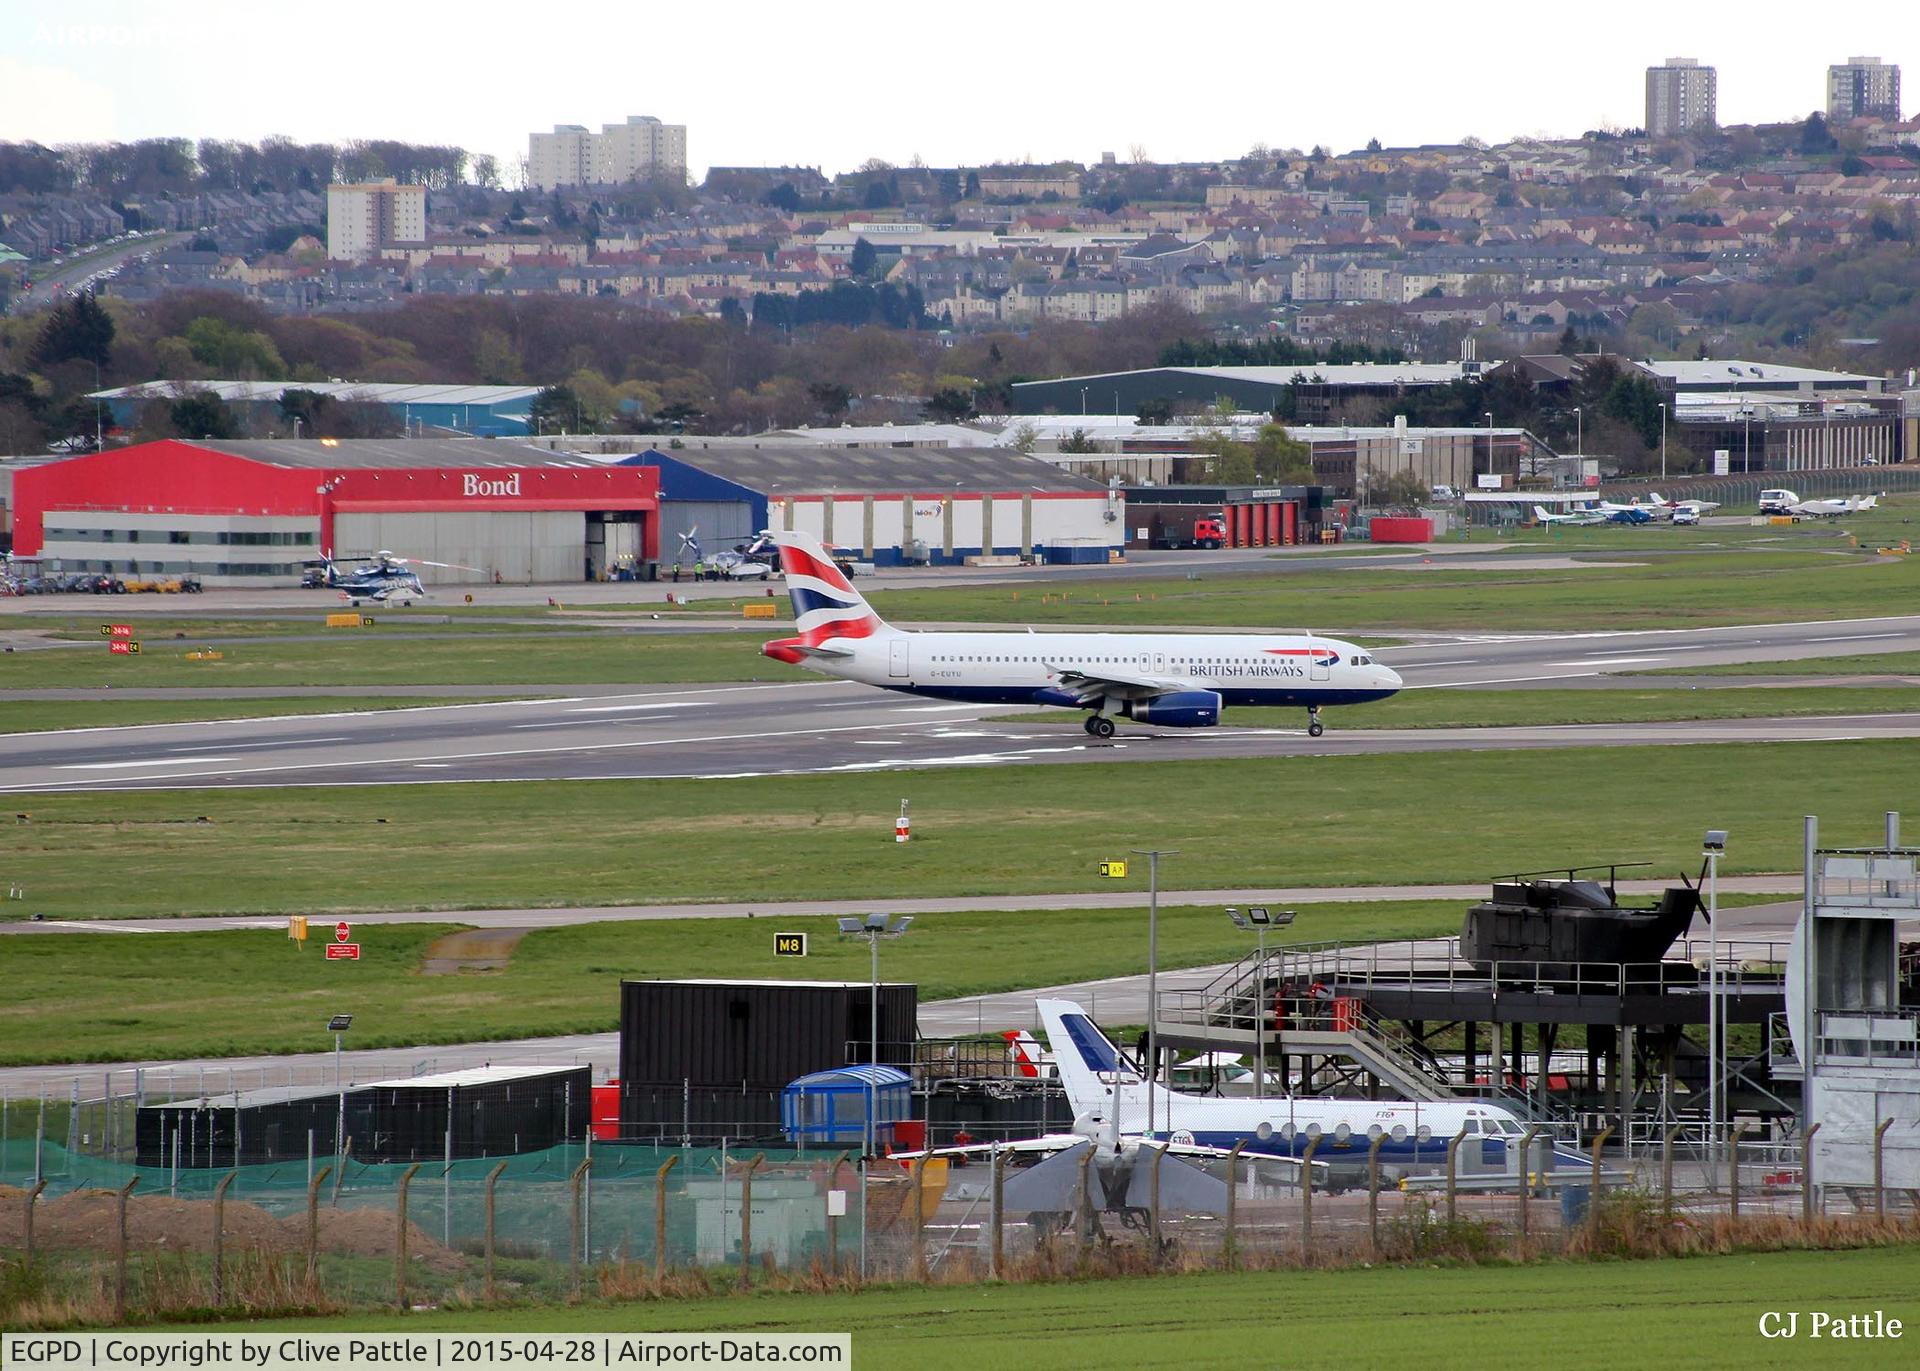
[[1152, 652, 1166, 674], [1310, 641, 1331, 682], [889, 637, 910, 678]]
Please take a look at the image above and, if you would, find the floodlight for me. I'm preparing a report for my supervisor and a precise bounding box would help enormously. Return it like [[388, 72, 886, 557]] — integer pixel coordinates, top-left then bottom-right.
[[327, 1014, 353, 1032], [837, 917, 864, 934], [864, 913, 890, 931], [1246, 906, 1272, 925], [1226, 908, 1249, 928], [892, 916, 913, 935], [1703, 830, 1728, 853], [1274, 910, 1298, 926]]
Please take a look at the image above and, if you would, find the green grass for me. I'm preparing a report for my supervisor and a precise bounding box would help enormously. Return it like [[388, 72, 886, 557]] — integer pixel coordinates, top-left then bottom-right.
[[1652, 651, 1920, 678], [1008, 687, 1920, 731], [196, 1247, 1920, 1367], [0, 628, 768, 687], [851, 549, 1919, 633], [6, 741, 1909, 923], [0, 697, 523, 734], [0, 899, 1461, 1064]]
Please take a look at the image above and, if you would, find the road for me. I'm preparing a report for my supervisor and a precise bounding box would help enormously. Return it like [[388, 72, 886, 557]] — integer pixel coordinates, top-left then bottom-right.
[[16, 232, 189, 309], [0, 899, 1824, 1095], [4, 612, 1919, 791]]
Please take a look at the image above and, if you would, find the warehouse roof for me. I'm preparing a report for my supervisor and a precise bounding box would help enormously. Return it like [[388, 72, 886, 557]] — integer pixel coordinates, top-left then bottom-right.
[[188, 438, 613, 470], [641, 443, 1107, 493]]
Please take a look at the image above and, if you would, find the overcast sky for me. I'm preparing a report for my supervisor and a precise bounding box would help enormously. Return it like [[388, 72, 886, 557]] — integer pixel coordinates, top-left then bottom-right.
[[2, 1, 1910, 182]]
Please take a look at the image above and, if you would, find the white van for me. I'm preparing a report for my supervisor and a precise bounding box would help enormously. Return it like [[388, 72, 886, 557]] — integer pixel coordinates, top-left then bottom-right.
[[1758, 488, 1798, 514]]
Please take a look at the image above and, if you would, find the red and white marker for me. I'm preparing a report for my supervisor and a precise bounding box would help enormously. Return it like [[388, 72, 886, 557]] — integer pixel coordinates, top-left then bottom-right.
[[335, 920, 351, 943], [895, 799, 911, 844]]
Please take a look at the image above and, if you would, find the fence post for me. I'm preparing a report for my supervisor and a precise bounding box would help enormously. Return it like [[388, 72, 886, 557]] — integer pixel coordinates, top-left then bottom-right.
[[1517, 1126, 1546, 1245], [567, 1158, 592, 1296], [113, 1177, 137, 1323], [305, 1164, 333, 1289], [1801, 1122, 1822, 1225], [909, 1154, 929, 1283], [740, 1154, 764, 1288], [1661, 1124, 1685, 1217], [24, 1180, 46, 1263], [395, 1161, 422, 1310], [1146, 1144, 1166, 1263], [1074, 1146, 1095, 1260], [1728, 1123, 1747, 1221], [1874, 1118, 1895, 1218], [1365, 1133, 1386, 1254], [989, 1147, 1006, 1279], [1299, 1135, 1323, 1257], [211, 1171, 236, 1308], [332, 1136, 353, 1206], [654, 1155, 681, 1284], [1587, 1126, 1614, 1239], [1223, 1141, 1247, 1269], [481, 1161, 508, 1301], [1444, 1130, 1464, 1224]]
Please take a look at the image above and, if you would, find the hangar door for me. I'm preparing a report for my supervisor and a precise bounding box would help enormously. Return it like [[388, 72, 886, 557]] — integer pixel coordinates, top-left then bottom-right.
[[335, 511, 585, 585]]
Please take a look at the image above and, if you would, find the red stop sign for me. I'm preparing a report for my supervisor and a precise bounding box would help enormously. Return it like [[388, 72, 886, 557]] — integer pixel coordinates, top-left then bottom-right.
[[335, 921, 351, 943]]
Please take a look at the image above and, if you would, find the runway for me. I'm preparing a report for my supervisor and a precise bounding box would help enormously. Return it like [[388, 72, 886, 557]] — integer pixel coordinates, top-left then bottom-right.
[[5, 614, 1919, 791]]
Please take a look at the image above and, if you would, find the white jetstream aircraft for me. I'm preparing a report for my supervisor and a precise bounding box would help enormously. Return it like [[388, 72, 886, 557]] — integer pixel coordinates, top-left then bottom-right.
[[1788, 493, 1879, 518], [760, 533, 1401, 737]]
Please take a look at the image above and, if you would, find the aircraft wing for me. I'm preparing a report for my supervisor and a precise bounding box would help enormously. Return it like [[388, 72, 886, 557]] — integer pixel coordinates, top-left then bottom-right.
[[1045, 664, 1190, 702], [1157, 1139, 1330, 1180], [791, 642, 856, 660], [891, 1133, 1087, 1161]]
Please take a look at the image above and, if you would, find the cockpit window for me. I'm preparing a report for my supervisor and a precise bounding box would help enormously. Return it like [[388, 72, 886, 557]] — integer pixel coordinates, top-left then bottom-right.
[[1501, 1119, 1524, 1135]]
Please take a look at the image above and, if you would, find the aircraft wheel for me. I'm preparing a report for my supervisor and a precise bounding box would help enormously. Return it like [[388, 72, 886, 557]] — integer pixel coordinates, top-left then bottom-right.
[[1307, 719, 1325, 738], [1089, 716, 1116, 740]]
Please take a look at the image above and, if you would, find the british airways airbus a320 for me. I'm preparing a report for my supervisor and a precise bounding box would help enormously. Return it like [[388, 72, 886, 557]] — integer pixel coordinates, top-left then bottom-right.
[[761, 532, 1402, 736]]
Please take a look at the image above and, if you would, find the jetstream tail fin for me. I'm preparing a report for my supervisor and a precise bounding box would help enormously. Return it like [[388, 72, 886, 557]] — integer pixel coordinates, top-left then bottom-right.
[[1036, 998, 1139, 1118]]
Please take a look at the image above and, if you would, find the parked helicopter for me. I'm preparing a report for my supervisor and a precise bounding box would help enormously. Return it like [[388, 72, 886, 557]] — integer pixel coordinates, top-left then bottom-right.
[[676, 527, 779, 580], [300, 550, 480, 605]]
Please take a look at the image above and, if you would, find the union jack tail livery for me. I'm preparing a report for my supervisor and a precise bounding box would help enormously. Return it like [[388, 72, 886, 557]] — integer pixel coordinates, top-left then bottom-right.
[[761, 532, 890, 663]]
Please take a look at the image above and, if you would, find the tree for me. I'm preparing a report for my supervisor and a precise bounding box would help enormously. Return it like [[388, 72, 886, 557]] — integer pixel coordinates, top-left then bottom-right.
[[807, 382, 852, 422], [169, 389, 237, 439], [1800, 112, 1836, 154], [1135, 396, 1174, 425], [1370, 469, 1429, 511], [849, 236, 878, 279], [1556, 326, 1581, 357], [1366, 137, 1382, 153], [529, 384, 585, 433], [763, 181, 802, 213], [1249, 424, 1312, 483], [1058, 428, 1101, 453], [923, 387, 976, 422], [30, 293, 115, 371]]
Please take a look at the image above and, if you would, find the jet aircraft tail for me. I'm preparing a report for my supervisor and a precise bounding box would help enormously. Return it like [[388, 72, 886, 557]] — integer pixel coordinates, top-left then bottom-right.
[[763, 532, 890, 663]]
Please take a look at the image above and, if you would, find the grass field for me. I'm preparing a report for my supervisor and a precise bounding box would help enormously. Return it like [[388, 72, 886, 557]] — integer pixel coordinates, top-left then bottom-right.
[[852, 548, 1916, 633], [217, 1246, 1920, 1367], [1653, 651, 1920, 678], [0, 697, 522, 734], [4, 741, 1908, 922], [0, 628, 767, 688], [1010, 686, 1920, 731], [0, 898, 1463, 1064]]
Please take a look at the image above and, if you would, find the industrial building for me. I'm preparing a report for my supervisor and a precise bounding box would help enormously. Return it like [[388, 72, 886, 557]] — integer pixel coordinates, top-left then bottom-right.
[[10, 438, 659, 586], [631, 441, 1123, 565], [1009, 362, 1480, 425], [89, 380, 544, 438]]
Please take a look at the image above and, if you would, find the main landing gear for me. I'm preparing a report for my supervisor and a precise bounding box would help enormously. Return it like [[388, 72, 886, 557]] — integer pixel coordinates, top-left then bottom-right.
[[1084, 714, 1116, 739], [1306, 706, 1325, 739]]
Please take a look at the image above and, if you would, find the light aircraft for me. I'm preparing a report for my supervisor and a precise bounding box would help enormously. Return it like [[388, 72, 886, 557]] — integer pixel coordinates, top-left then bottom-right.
[[1650, 492, 1721, 516], [760, 532, 1400, 737], [1533, 504, 1605, 528], [300, 551, 478, 605], [1595, 495, 1670, 522]]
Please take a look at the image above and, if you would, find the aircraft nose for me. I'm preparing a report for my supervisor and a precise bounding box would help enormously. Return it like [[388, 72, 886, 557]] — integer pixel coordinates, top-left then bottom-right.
[[1379, 665, 1404, 690]]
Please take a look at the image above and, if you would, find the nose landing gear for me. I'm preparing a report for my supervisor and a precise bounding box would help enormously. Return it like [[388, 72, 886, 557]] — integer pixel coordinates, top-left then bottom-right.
[[1084, 714, 1116, 739], [1306, 706, 1324, 739]]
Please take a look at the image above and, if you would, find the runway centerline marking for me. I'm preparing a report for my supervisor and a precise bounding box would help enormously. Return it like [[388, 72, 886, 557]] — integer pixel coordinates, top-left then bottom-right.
[[56, 756, 241, 770]]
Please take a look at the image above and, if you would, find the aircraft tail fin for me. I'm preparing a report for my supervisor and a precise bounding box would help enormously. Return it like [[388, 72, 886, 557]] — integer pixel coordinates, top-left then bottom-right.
[[1037, 998, 1139, 1117], [1003, 1029, 1048, 1078], [770, 531, 888, 647], [1533, 506, 1553, 522]]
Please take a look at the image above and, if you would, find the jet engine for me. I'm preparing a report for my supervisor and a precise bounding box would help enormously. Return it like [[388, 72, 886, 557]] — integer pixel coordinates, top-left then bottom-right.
[[1126, 690, 1221, 727]]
